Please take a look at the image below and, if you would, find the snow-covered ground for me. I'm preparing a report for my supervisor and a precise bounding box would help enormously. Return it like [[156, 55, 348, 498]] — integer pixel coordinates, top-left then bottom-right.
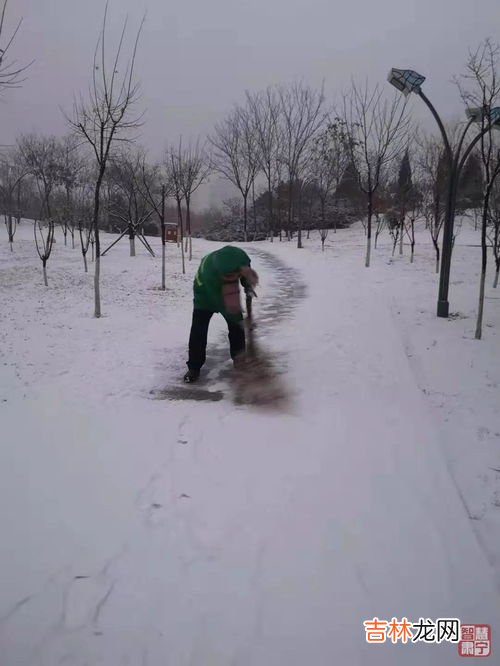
[[0, 219, 498, 665]]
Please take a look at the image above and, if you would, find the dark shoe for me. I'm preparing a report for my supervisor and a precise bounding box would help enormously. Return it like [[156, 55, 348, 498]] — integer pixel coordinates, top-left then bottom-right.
[[183, 369, 200, 383]]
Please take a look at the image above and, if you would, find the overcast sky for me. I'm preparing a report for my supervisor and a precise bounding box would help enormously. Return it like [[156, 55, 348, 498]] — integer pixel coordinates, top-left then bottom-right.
[[2, 0, 500, 208]]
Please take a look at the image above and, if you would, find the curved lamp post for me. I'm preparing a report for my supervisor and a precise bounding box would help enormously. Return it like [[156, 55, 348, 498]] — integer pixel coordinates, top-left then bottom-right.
[[388, 68, 500, 317]]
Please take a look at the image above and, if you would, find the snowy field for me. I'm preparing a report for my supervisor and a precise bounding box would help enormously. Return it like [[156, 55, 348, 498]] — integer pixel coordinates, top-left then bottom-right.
[[0, 219, 499, 665]]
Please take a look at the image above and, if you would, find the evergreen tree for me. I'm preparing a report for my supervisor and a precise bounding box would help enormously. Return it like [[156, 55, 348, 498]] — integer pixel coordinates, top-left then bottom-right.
[[335, 159, 365, 212], [457, 151, 484, 211], [398, 150, 412, 195]]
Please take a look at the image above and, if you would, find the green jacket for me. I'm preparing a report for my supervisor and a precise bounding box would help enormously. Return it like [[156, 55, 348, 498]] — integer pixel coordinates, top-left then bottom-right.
[[193, 246, 251, 321]]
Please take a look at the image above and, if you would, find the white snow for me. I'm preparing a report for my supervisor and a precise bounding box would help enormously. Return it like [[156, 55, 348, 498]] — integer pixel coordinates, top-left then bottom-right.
[[0, 219, 498, 665]]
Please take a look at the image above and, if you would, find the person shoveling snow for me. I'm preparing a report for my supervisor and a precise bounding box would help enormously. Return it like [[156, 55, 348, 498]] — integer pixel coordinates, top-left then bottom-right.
[[184, 245, 259, 383], [183, 245, 288, 408]]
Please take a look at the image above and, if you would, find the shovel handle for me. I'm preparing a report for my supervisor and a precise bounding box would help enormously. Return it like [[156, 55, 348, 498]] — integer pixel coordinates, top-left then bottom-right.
[[246, 292, 252, 319], [245, 292, 257, 333]]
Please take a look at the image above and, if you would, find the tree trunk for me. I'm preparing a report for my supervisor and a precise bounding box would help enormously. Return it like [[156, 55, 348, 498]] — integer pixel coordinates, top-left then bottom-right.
[[43, 261, 48, 287], [161, 185, 166, 291], [92, 172, 104, 319], [64, 188, 71, 247], [176, 197, 186, 275], [319, 200, 326, 249], [374, 214, 383, 249], [183, 195, 190, 257], [431, 236, 440, 273], [267, 178, 274, 243], [492, 226, 500, 288], [243, 194, 248, 243], [475, 263, 486, 339], [475, 196, 490, 340], [399, 220, 404, 255], [180, 225, 185, 275], [365, 193, 373, 268], [8, 215, 14, 250], [79, 225, 88, 272], [7, 215, 13, 248], [392, 230, 398, 257], [410, 220, 415, 264], [94, 255, 101, 319], [296, 185, 302, 249], [287, 179, 294, 242], [162, 242, 166, 290], [252, 180, 257, 240], [130, 234, 136, 257], [185, 198, 192, 261]]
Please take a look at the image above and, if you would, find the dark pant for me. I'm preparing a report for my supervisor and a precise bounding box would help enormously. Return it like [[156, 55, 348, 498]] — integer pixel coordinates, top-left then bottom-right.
[[187, 309, 246, 371]]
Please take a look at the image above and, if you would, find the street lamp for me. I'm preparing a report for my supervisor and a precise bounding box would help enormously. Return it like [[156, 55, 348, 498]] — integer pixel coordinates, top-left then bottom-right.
[[388, 68, 500, 317], [466, 106, 500, 127]]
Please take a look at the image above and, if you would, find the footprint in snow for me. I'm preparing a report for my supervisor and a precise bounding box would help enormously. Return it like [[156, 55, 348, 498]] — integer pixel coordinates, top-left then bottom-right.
[[63, 575, 115, 632]]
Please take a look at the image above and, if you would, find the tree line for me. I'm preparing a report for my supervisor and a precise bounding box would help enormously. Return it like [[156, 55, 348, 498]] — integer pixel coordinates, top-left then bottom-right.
[[1, 1, 499, 336]]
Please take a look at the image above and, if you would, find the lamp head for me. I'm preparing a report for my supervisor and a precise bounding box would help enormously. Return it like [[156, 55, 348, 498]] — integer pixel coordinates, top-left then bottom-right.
[[388, 68, 426, 96]]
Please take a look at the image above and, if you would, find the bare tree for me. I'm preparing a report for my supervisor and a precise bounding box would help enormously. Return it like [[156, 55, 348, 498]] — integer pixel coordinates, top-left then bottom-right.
[[137, 157, 172, 289], [373, 211, 386, 248], [0, 0, 31, 94], [18, 134, 62, 220], [72, 162, 95, 271], [78, 220, 92, 272], [307, 117, 350, 249], [277, 81, 326, 248], [56, 135, 85, 248], [167, 144, 186, 274], [245, 87, 281, 241], [458, 39, 500, 339], [104, 148, 154, 257], [18, 135, 62, 284], [178, 138, 210, 258], [390, 148, 421, 261], [210, 106, 259, 243], [68, 3, 144, 317], [414, 132, 448, 272], [34, 218, 55, 286], [0, 149, 27, 250], [343, 81, 409, 266]]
